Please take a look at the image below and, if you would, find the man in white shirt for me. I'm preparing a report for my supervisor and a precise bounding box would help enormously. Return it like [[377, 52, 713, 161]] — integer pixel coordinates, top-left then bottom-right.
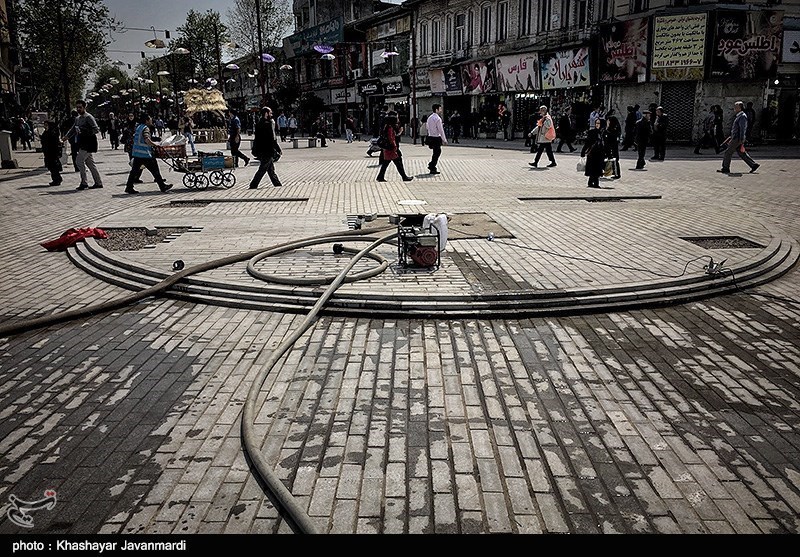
[[426, 103, 447, 174]]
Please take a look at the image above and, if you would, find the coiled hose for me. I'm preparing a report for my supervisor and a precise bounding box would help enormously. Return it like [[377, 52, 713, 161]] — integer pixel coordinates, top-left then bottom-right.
[[0, 226, 398, 535]]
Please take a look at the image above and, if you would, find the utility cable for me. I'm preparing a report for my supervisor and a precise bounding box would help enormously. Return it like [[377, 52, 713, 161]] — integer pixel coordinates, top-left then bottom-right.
[[447, 226, 709, 279]]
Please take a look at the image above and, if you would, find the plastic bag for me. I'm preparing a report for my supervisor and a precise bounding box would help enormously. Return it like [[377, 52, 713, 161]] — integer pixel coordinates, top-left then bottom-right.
[[576, 157, 586, 172], [160, 134, 187, 146], [423, 213, 449, 253], [604, 160, 614, 176]]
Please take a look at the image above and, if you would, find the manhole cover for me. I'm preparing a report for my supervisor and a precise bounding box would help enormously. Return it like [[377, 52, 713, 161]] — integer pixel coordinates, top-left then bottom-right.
[[681, 236, 766, 249], [397, 199, 427, 206]]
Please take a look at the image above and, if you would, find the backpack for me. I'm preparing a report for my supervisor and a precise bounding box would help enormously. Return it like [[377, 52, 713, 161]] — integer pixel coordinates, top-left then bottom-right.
[[377, 128, 392, 150]]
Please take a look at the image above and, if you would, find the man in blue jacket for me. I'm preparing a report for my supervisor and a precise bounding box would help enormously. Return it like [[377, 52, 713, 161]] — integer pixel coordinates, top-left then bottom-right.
[[717, 101, 760, 174]]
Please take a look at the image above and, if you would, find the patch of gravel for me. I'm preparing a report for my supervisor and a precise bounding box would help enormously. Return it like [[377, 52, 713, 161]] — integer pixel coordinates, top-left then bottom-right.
[[682, 236, 766, 250], [96, 227, 190, 251]]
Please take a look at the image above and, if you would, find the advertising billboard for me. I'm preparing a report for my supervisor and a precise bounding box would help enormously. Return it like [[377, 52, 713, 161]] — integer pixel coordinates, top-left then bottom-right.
[[494, 53, 540, 91], [711, 11, 783, 80], [599, 18, 649, 83], [540, 47, 590, 90], [651, 13, 707, 81]]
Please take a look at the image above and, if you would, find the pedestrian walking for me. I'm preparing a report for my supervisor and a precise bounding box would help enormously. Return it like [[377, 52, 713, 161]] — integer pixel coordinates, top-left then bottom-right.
[[226, 109, 250, 167], [529, 105, 557, 168], [621, 105, 637, 150], [634, 110, 652, 169], [582, 118, 605, 188], [345, 114, 355, 143], [717, 101, 760, 174], [418, 115, 428, 146], [124, 113, 173, 194], [108, 113, 120, 150], [450, 110, 462, 144], [426, 103, 447, 175], [651, 106, 668, 161], [64, 100, 103, 190], [695, 107, 720, 155], [41, 119, 63, 186], [276, 111, 288, 142], [376, 111, 413, 182], [249, 107, 283, 189], [183, 116, 197, 156], [498, 104, 510, 141], [288, 114, 298, 139], [556, 107, 576, 153], [60, 111, 80, 172], [604, 116, 622, 179], [154, 117, 165, 138]]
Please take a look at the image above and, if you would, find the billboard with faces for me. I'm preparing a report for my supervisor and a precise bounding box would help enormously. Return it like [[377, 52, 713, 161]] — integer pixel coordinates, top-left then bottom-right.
[[711, 11, 783, 80]]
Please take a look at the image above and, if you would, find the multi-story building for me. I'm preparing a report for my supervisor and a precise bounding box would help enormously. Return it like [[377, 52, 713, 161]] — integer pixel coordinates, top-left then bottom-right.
[[284, 0, 800, 143]]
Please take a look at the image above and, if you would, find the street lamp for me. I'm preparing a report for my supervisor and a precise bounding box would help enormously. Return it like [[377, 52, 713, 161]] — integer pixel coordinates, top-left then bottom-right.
[[145, 26, 166, 49]]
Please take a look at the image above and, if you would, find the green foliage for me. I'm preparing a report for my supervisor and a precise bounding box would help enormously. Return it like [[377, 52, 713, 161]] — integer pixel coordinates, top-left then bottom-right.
[[16, 0, 117, 112], [175, 9, 229, 83], [226, 0, 292, 56]]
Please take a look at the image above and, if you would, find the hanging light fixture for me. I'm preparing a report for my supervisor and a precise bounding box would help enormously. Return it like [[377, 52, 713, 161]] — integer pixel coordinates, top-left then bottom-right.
[[157, 70, 170, 76], [279, 64, 293, 70], [174, 47, 190, 55], [313, 44, 334, 54], [145, 26, 166, 48], [381, 51, 399, 58], [225, 63, 240, 71], [321, 53, 336, 60], [261, 53, 275, 63]]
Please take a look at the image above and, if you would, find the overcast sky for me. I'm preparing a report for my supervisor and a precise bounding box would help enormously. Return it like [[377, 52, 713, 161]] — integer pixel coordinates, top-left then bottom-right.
[[104, 0, 259, 70]]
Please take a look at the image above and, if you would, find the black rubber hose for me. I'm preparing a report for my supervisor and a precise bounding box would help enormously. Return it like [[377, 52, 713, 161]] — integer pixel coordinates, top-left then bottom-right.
[[0, 226, 391, 338], [240, 231, 398, 535]]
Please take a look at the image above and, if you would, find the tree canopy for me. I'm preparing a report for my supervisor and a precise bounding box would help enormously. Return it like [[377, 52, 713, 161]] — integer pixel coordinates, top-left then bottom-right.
[[16, 0, 117, 113], [174, 9, 229, 85], [226, 0, 292, 57]]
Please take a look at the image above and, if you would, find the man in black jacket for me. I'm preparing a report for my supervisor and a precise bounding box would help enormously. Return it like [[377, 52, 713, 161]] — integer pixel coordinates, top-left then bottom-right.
[[248, 107, 283, 189], [650, 106, 668, 161], [635, 110, 652, 169]]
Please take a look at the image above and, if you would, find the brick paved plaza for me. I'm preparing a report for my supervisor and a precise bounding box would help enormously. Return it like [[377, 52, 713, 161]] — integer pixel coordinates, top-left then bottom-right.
[[0, 138, 799, 534]]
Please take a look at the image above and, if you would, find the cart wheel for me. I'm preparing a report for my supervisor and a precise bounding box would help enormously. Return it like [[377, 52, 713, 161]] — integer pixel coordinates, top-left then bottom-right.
[[209, 170, 224, 187], [196, 174, 210, 189], [221, 171, 236, 189], [183, 173, 196, 189]]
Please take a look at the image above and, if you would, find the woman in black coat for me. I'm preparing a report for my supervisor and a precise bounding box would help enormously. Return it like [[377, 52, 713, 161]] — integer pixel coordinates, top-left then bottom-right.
[[604, 116, 621, 179], [581, 118, 605, 188]]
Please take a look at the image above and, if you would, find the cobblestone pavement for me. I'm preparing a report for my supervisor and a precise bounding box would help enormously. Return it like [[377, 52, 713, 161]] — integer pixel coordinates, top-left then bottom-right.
[[0, 138, 798, 534]]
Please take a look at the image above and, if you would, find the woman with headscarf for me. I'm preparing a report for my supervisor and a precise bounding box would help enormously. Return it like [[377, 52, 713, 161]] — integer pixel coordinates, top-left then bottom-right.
[[376, 112, 413, 182], [582, 118, 605, 188], [604, 116, 622, 179]]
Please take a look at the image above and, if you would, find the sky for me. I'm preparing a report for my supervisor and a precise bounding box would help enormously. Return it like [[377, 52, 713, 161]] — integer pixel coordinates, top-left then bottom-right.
[[103, 0, 260, 71]]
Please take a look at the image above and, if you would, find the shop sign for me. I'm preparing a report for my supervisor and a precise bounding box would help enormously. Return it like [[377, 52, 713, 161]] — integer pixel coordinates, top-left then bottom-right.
[[443, 65, 463, 94], [711, 11, 783, 80], [651, 13, 707, 81], [284, 17, 344, 57], [783, 28, 800, 64], [384, 81, 404, 95], [494, 53, 540, 92], [599, 18, 649, 83], [462, 59, 496, 95], [358, 80, 383, 96], [415, 67, 430, 88], [540, 47, 590, 90], [429, 68, 446, 93], [330, 88, 356, 104], [367, 16, 411, 42]]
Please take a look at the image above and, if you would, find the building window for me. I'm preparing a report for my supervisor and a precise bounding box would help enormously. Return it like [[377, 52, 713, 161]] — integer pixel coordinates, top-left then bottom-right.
[[631, 0, 649, 12], [561, 0, 571, 28], [446, 15, 453, 50], [497, 1, 508, 41], [420, 23, 428, 56], [520, 0, 533, 36], [538, 0, 552, 33], [432, 18, 441, 52], [455, 13, 466, 50], [577, 0, 589, 27], [468, 10, 475, 45], [598, 0, 611, 20], [480, 4, 492, 44]]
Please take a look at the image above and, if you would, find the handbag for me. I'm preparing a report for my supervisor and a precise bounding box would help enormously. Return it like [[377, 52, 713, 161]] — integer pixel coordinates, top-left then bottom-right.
[[272, 147, 282, 162], [576, 157, 586, 172], [604, 160, 614, 177]]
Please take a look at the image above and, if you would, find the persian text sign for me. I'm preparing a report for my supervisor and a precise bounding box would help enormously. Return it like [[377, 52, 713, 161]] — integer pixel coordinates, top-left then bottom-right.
[[784, 29, 800, 64], [652, 13, 707, 81], [494, 53, 539, 91], [711, 11, 782, 80], [284, 17, 344, 57], [540, 47, 590, 90], [599, 18, 649, 83]]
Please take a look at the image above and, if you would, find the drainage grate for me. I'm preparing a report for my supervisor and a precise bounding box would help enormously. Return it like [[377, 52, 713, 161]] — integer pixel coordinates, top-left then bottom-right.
[[586, 198, 624, 203], [681, 236, 766, 250], [154, 197, 309, 208]]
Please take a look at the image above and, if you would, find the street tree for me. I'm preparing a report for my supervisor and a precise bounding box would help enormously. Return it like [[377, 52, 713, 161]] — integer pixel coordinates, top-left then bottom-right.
[[15, 0, 117, 113], [175, 9, 229, 86], [226, 0, 292, 56]]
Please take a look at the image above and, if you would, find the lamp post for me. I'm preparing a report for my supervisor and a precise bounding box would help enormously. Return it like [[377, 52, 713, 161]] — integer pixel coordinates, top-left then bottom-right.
[[255, 0, 266, 103]]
